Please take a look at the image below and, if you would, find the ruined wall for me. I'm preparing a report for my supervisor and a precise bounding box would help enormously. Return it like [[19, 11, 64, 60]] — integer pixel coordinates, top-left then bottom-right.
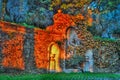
[[1, 11, 120, 73], [0, 21, 35, 73], [0, 10, 82, 73], [0, 22, 59, 72], [93, 39, 120, 73], [1, 10, 119, 73], [0, 11, 76, 73]]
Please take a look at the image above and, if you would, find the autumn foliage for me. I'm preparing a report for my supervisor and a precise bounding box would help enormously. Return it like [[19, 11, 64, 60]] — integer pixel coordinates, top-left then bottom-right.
[[0, 21, 25, 70], [2, 34, 25, 70]]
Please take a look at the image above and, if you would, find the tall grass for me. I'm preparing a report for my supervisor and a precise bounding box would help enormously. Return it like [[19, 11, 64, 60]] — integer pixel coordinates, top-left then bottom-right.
[[0, 72, 120, 80]]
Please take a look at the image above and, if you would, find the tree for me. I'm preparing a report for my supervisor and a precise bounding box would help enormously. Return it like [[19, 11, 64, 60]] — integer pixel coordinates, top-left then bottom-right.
[[88, 0, 120, 38], [6, 0, 28, 23], [50, 0, 92, 14]]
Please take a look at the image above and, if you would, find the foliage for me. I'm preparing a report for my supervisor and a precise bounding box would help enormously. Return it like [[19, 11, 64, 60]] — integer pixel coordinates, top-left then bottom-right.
[[21, 23, 35, 29], [113, 28, 120, 34], [87, 0, 120, 39], [26, 0, 53, 28], [2, 33, 25, 70], [50, 0, 92, 10], [0, 0, 2, 19], [38, 0, 51, 4], [0, 73, 119, 80], [88, 0, 120, 12], [1, 0, 93, 28], [6, 0, 28, 23], [98, 0, 120, 11], [93, 36, 116, 42]]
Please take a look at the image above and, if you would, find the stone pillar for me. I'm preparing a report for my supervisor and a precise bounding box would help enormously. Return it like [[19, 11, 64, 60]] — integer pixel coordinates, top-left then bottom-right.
[[84, 49, 94, 72], [23, 28, 35, 73]]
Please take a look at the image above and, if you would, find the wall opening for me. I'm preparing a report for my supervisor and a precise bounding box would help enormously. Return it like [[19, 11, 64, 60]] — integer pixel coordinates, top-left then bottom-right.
[[48, 42, 62, 72]]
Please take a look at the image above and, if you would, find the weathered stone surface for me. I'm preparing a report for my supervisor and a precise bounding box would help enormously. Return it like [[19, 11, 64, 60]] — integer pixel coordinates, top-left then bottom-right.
[[84, 49, 93, 72], [0, 6, 120, 73], [93, 40, 120, 73], [23, 28, 35, 73]]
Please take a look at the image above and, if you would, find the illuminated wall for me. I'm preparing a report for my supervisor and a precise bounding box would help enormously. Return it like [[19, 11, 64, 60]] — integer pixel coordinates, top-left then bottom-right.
[[0, 21, 25, 70], [0, 10, 82, 72]]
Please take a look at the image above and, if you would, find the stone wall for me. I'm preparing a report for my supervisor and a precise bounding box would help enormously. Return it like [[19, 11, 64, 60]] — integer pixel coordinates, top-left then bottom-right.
[[93, 39, 120, 73], [0, 17, 74, 73], [0, 11, 76, 73], [0, 21, 50, 73], [0, 9, 120, 73]]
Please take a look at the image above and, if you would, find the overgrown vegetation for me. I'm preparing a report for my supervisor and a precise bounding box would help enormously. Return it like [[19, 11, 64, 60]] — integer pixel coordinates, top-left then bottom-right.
[[21, 23, 35, 29]]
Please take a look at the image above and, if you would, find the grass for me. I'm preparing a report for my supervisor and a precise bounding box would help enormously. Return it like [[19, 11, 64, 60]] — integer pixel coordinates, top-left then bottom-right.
[[0, 72, 120, 80], [93, 36, 117, 42], [21, 23, 35, 29]]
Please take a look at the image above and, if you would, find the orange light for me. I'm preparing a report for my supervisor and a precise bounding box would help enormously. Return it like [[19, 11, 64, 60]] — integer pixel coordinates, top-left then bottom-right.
[[58, 9, 62, 13], [0, 21, 25, 70], [49, 42, 62, 72], [1, 33, 25, 70]]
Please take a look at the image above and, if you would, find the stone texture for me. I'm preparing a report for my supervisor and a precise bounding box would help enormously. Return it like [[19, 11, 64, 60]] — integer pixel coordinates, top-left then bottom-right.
[[23, 28, 35, 73], [89, 3, 120, 39], [84, 49, 93, 72], [0, 7, 120, 73], [93, 40, 120, 73]]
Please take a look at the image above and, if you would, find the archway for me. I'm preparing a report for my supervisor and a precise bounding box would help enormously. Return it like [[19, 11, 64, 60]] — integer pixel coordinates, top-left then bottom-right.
[[65, 27, 81, 70], [48, 42, 62, 72], [65, 27, 79, 59]]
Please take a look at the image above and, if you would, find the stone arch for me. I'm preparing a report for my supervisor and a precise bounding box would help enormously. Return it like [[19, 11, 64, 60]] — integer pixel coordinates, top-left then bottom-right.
[[65, 27, 80, 47], [65, 27, 82, 69]]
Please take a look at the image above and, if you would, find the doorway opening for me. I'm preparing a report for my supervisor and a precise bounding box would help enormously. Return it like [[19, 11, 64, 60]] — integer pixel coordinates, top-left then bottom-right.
[[48, 42, 61, 72]]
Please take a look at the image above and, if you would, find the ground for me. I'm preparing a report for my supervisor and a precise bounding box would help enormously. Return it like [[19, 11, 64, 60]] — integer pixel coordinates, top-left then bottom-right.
[[0, 72, 120, 80]]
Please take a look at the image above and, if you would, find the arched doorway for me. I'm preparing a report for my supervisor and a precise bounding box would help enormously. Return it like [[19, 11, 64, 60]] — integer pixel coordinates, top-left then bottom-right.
[[48, 42, 62, 72], [65, 27, 81, 70], [66, 27, 80, 47], [65, 27, 79, 59]]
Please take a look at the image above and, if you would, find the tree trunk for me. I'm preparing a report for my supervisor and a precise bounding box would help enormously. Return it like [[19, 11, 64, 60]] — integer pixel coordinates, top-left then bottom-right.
[[0, 0, 3, 19]]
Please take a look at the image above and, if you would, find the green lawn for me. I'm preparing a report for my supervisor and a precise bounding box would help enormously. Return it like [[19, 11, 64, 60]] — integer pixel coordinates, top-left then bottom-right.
[[0, 72, 120, 80]]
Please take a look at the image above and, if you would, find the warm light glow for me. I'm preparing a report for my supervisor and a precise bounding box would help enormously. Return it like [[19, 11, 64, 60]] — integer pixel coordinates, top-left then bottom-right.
[[0, 21, 25, 70], [34, 29, 50, 69], [49, 42, 62, 72], [88, 17, 93, 26]]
